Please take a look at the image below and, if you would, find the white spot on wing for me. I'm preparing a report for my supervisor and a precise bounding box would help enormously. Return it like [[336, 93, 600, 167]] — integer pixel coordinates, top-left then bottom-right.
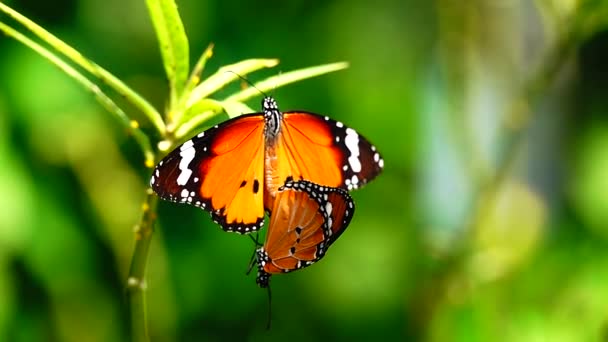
[[181, 189, 189, 198], [325, 202, 333, 216], [180, 139, 194, 151], [177, 140, 195, 185], [344, 128, 362, 173]]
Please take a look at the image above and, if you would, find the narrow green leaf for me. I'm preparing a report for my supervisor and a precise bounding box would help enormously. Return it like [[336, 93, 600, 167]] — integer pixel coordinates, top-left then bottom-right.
[[0, 22, 155, 166], [220, 101, 256, 119], [183, 43, 214, 96], [0, 2, 165, 135], [220, 101, 255, 119], [168, 98, 223, 134], [174, 100, 255, 140], [185, 59, 279, 109], [174, 110, 217, 140], [145, 0, 189, 102], [223, 61, 349, 103]]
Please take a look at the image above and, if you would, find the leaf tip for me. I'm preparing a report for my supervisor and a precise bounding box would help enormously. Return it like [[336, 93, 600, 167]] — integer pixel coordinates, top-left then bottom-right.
[[267, 59, 280, 67], [206, 42, 215, 58], [158, 140, 172, 152]]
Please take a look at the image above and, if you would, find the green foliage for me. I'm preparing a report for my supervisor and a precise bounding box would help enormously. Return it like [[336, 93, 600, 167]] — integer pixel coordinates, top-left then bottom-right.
[[0, 0, 350, 340], [1, 0, 608, 341]]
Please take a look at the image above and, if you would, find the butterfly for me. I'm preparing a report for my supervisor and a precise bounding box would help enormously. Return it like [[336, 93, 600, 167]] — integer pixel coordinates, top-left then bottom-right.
[[254, 179, 354, 288], [150, 96, 382, 233]]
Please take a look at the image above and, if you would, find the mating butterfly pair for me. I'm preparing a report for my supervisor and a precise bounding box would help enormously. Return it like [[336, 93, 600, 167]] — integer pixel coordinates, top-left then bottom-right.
[[151, 96, 383, 286]]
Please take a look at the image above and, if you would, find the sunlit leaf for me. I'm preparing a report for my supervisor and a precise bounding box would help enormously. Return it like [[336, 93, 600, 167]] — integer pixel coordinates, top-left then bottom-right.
[[183, 43, 214, 96], [185, 58, 279, 109], [0, 21, 154, 166], [173, 100, 255, 140], [0, 2, 165, 135], [223, 61, 349, 103], [145, 0, 190, 102]]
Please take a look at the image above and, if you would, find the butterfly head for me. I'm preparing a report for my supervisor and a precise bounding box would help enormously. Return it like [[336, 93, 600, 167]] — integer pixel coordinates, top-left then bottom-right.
[[262, 96, 278, 112], [263, 96, 282, 140]]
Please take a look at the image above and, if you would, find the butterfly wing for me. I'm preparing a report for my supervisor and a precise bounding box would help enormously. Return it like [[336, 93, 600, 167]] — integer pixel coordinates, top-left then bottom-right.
[[151, 114, 267, 233], [272, 112, 383, 192], [255, 180, 355, 287]]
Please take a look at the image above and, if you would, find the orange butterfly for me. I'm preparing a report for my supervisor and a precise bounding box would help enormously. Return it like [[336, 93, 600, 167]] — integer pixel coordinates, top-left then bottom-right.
[[255, 179, 354, 288], [151, 96, 382, 233]]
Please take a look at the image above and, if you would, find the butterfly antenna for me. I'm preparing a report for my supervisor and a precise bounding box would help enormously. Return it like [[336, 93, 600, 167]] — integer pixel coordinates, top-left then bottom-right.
[[269, 70, 282, 98], [224, 71, 268, 98], [246, 248, 257, 275], [265, 285, 272, 330], [248, 232, 262, 246]]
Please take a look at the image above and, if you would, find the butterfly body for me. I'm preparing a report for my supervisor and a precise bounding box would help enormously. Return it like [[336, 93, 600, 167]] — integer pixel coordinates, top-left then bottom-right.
[[151, 96, 383, 233]]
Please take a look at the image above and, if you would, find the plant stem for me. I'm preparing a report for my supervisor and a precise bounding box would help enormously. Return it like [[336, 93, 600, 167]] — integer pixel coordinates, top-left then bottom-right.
[[127, 189, 159, 342]]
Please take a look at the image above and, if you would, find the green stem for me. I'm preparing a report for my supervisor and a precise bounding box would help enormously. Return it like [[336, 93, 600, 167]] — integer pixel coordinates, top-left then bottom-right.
[[0, 2, 166, 136], [126, 190, 159, 342]]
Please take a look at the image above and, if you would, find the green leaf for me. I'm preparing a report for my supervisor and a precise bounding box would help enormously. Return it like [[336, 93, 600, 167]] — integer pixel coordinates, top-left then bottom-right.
[[174, 100, 255, 140], [146, 0, 190, 103], [173, 109, 217, 140], [183, 43, 214, 96], [174, 61, 349, 141], [0, 22, 155, 167], [168, 98, 223, 135], [223, 61, 349, 103], [0, 2, 165, 136], [220, 101, 256, 118], [185, 58, 279, 109]]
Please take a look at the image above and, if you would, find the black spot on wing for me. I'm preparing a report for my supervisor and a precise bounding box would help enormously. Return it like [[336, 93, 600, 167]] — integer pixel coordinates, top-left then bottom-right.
[[253, 179, 260, 194]]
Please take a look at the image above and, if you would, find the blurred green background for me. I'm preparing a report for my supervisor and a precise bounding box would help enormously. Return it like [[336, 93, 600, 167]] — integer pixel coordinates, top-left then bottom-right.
[[1, 0, 608, 341]]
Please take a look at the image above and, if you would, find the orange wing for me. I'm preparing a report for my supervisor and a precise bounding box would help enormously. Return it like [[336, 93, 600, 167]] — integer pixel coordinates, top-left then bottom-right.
[[255, 179, 355, 288], [151, 114, 266, 233], [266, 112, 383, 195]]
